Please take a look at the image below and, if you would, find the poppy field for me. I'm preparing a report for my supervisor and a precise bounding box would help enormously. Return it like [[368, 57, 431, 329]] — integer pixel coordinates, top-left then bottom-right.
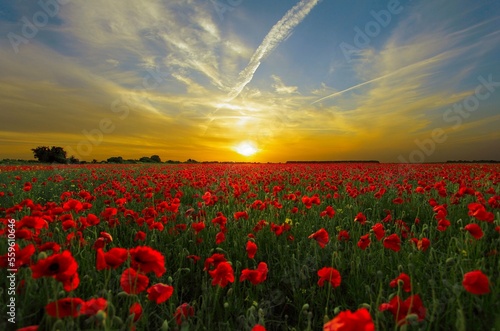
[[1, 162, 499, 331]]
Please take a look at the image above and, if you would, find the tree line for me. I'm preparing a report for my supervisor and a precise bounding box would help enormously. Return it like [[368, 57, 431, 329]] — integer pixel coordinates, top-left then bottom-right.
[[30, 146, 171, 164]]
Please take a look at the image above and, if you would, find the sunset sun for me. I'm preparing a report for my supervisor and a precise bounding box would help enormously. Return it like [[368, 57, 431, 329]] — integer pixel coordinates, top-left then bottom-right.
[[235, 141, 258, 157]]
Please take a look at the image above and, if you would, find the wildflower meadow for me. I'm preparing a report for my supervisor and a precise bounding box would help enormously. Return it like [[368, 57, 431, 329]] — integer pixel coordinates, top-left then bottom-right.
[[1, 163, 499, 330]]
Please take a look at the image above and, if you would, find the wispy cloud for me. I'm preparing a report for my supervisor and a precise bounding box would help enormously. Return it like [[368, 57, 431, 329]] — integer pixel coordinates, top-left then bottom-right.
[[227, 0, 320, 101]]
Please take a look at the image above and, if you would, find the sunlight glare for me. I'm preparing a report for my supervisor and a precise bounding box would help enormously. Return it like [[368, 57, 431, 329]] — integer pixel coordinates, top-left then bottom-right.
[[235, 141, 258, 157]]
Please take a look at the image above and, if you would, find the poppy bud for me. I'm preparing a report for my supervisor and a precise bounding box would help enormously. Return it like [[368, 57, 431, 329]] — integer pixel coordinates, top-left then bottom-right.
[[161, 320, 169, 331], [117, 291, 129, 298], [406, 313, 419, 323], [37, 251, 47, 260], [301, 304, 309, 311], [359, 303, 371, 310], [258, 308, 264, 318], [224, 302, 229, 309], [96, 310, 107, 322]]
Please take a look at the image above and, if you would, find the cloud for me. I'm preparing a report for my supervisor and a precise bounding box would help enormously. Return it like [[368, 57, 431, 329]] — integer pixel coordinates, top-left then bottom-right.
[[226, 0, 320, 101], [272, 75, 299, 94]]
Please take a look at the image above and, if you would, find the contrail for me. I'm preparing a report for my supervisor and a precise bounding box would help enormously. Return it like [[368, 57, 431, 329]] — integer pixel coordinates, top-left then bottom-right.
[[311, 56, 441, 104], [227, 0, 320, 102], [311, 73, 395, 104]]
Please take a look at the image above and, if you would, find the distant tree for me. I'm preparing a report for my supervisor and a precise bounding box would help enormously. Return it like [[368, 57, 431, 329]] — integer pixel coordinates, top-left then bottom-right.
[[150, 155, 161, 163], [31, 146, 67, 163], [107, 156, 123, 163], [139, 156, 153, 163], [68, 155, 80, 164], [186, 158, 198, 163]]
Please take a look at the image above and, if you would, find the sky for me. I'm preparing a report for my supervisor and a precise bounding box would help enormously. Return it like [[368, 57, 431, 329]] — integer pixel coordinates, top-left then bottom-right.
[[0, 0, 499, 163]]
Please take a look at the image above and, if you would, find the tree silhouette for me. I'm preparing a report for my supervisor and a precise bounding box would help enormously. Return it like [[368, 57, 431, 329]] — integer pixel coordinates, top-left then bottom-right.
[[31, 146, 67, 163], [150, 155, 161, 163]]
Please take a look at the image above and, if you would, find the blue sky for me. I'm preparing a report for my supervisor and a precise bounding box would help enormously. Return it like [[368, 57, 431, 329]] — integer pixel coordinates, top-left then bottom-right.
[[0, 0, 499, 162]]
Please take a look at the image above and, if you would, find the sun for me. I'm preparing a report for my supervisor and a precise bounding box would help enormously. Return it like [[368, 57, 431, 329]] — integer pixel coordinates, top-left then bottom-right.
[[235, 141, 258, 157]]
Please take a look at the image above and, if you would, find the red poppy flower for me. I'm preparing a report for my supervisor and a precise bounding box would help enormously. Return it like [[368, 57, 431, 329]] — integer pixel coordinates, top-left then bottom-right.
[[96, 247, 128, 270], [411, 237, 430, 251], [383, 234, 401, 252], [240, 262, 268, 285], [120, 268, 149, 294], [251, 325, 267, 331], [337, 230, 350, 242], [389, 273, 412, 292], [99, 231, 113, 243], [129, 246, 166, 277], [246, 241, 258, 259], [62, 220, 77, 231], [215, 231, 226, 244], [357, 234, 370, 250], [38, 242, 61, 254], [464, 223, 483, 240], [212, 212, 227, 227], [23, 182, 32, 192], [45, 297, 84, 318], [433, 204, 447, 220], [323, 308, 375, 331], [270, 223, 284, 236], [462, 270, 490, 295], [129, 302, 142, 322], [31, 250, 79, 291], [16, 326, 38, 331], [392, 197, 404, 204], [191, 221, 205, 234], [468, 203, 494, 223], [209, 261, 234, 287], [372, 223, 385, 241], [204, 253, 227, 271], [86, 214, 100, 226], [134, 231, 146, 241], [17, 215, 48, 233], [80, 298, 107, 316], [320, 206, 336, 218], [147, 283, 174, 304], [302, 196, 313, 209], [437, 218, 451, 232], [234, 211, 249, 220], [62, 199, 83, 213], [174, 303, 195, 325], [309, 228, 329, 248], [317, 267, 341, 288], [379, 294, 426, 325], [354, 212, 367, 225]]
